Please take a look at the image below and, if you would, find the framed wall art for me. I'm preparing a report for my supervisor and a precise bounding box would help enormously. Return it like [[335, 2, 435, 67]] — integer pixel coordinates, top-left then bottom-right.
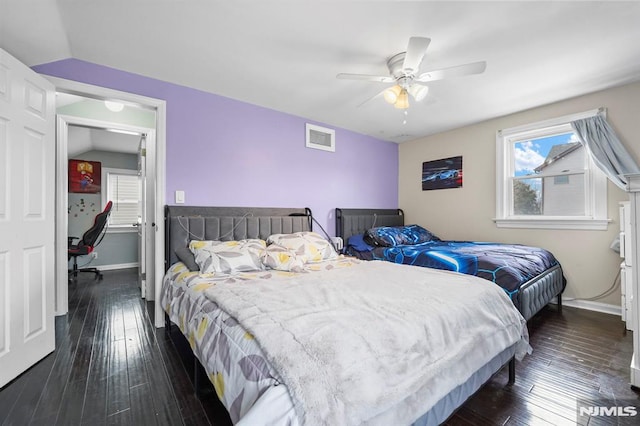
[[69, 159, 102, 193], [422, 156, 463, 191]]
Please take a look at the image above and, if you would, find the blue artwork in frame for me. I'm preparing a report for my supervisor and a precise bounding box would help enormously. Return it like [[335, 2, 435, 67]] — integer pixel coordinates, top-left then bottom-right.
[[422, 156, 463, 190]]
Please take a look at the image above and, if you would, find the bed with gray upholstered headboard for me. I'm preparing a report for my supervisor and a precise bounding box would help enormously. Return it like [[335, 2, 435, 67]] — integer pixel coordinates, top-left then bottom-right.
[[335, 207, 566, 321], [335, 208, 405, 245], [161, 205, 529, 426], [164, 205, 312, 270]]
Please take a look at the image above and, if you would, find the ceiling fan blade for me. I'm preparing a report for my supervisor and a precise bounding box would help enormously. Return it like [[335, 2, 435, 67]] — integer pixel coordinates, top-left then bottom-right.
[[415, 61, 486, 83], [356, 89, 387, 108], [336, 73, 394, 83], [402, 37, 431, 74]]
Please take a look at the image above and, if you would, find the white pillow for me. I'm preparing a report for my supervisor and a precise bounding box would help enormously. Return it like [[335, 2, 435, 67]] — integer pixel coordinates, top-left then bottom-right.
[[189, 239, 266, 274]]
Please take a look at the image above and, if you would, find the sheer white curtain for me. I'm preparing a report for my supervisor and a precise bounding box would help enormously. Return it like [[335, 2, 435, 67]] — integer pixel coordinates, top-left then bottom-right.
[[572, 113, 640, 190]]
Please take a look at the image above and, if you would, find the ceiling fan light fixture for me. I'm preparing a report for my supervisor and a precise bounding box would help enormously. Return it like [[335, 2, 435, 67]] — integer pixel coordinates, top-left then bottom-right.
[[104, 100, 124, 112], [336, 36, 487, 110], [408, 84, 429, 102], [383, 85, 402, 104], [393, 89, 409, 109]]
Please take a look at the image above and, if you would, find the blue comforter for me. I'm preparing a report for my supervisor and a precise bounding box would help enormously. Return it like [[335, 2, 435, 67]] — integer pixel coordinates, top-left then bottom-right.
[[347, 240, 560, 298]]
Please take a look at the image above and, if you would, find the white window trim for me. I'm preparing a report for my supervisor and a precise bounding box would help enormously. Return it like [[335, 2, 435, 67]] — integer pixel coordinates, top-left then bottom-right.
[[101, 167, 139, 233], [495, 109, 610, 230]]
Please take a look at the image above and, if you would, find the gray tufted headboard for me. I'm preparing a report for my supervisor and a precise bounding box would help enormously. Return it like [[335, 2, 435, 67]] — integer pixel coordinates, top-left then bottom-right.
[[335, 208, 404, 244], [165, 205, 312, 270]]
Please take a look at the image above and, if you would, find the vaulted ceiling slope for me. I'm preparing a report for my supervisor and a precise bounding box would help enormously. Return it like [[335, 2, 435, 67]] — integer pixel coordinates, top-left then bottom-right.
[[2, 1, 640, 143]]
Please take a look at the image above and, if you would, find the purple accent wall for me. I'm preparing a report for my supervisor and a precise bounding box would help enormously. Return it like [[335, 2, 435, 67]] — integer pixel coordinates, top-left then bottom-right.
[[34, 59, 398, 235]]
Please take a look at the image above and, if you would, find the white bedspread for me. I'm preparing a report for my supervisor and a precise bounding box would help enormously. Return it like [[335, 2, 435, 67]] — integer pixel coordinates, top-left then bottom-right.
[[204, 260, 528, 426]]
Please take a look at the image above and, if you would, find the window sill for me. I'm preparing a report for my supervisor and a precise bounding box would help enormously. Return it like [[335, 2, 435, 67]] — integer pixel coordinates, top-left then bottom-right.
[[107, 226, 137, 234], [494, 217, 611, 231]]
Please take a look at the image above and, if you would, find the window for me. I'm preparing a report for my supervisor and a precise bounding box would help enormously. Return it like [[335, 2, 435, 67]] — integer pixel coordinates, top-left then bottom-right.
[[102, 168, 140, 230], [554, 175, 569, 185], [496, 110, 608, 230]]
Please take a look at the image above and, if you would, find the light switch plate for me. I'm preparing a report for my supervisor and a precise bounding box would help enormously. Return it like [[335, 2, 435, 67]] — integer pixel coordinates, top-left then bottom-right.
[[175, 190, 185, 204]]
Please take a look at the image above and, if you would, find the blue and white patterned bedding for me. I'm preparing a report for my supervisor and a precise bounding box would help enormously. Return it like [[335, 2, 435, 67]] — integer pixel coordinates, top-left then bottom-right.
[[347, 239, 561, 298]]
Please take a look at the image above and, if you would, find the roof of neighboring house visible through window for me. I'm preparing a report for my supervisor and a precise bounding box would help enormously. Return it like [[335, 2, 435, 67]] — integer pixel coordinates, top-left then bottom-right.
[[534, 142, 581, 172]]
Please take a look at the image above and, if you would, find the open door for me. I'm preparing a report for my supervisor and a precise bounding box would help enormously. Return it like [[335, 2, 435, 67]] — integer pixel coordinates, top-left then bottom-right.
[[137, 134, 147, 298], [0, 49, 56, 387]]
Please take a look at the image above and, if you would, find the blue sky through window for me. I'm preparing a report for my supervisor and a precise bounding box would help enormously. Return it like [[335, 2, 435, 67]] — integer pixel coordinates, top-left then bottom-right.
[[512, 131, 579, 204], [514, 132, 577, 176]]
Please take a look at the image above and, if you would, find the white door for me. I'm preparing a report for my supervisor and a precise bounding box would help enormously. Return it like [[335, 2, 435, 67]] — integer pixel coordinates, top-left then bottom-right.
[[137, 135, 147, 298], [0, 48, 56, 387]]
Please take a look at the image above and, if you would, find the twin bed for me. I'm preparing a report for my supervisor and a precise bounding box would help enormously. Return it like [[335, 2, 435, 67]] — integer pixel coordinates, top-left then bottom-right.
[[336, 208, 566, 321], [162, 206, 531, 425]]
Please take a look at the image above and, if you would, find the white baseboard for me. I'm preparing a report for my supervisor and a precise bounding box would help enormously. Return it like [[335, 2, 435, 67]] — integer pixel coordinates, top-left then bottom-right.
[[553, 297, 622, 317], [98, 262, 139, 271], [631, 354, 640, 388]]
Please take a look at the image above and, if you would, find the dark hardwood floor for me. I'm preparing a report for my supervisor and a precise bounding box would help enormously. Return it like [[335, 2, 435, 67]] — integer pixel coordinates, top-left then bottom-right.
[[0, 269, 230, 426], [1, 268, 638, 425]]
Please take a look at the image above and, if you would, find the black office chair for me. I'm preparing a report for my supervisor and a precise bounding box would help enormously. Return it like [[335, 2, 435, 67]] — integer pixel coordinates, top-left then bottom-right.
[[68, 201, 113, 282]]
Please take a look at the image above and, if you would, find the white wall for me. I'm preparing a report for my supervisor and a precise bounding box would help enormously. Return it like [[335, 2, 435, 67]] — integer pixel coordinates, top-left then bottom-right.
[[399, 81, 640, 307]]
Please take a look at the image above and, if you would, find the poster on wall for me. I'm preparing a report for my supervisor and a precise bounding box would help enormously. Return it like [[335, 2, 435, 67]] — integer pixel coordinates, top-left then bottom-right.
[[422, 156, 463, 190], [69, 159, 101, 193]]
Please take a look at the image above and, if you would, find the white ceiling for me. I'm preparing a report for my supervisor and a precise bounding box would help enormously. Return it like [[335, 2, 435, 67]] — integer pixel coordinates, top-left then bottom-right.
[[3, 1, 640, 143], [56, 93, 143, 155], [67, 125, 140, 157]]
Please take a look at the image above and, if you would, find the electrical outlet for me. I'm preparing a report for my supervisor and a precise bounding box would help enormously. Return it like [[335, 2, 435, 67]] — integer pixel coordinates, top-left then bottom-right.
[[330, 237, 343, 251]]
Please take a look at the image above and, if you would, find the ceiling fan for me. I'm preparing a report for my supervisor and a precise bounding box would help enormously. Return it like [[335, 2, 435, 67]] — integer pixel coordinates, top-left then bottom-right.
[[336, 37, 486, 109]]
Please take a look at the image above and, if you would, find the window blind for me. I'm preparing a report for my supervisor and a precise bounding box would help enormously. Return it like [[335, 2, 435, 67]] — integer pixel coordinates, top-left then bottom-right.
[[107, 173, 140, 226]]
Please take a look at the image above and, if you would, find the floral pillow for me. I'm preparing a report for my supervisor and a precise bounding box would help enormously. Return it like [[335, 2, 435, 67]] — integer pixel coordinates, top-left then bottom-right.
[[364, 225, 440, 247], [261, 244, 307, 272], [266, 231, 337, 263], [189, 239, 266, 274]]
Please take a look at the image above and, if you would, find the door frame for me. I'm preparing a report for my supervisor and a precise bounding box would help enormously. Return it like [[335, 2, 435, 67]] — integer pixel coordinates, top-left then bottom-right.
[[59, 116, 154, 298], [49, 76, 166, 328], [137, 135, 148, 299]]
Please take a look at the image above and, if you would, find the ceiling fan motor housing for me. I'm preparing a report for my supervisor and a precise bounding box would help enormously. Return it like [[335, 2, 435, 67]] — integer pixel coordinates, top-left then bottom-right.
[[387, 52, 415, 81]]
